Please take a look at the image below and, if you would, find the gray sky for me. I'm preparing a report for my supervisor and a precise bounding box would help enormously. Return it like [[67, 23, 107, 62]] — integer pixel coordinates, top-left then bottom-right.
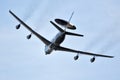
[[0, 0, 120, 80]]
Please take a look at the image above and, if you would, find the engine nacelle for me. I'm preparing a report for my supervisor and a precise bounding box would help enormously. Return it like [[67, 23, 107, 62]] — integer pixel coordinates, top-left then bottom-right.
[[27, 34, 32, 39], [74, 55, 79, 60], [16, 24, 20, 29], [90, 56, 95, 63]]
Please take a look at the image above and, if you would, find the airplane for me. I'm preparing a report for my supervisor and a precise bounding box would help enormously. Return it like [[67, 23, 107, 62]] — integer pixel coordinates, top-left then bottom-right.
[[9, 10, 114, 63]]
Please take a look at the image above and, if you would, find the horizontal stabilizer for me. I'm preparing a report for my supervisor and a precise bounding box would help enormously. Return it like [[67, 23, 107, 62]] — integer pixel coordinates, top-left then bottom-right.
[[50, 21, 83, 37], [50, 21, 64, 32], [65, 31, 84, 37]]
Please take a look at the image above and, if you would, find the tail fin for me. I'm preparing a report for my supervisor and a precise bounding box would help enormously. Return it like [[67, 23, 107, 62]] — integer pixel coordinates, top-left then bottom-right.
[[65, 31, 84, 37]]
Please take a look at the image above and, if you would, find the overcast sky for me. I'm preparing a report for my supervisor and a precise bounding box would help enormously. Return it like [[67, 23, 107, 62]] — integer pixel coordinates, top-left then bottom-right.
[[0, 0, 120, 80]]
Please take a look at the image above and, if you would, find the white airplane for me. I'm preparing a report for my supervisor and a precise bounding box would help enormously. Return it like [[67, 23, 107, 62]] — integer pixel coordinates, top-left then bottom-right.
[[9, 10, 114, 63]]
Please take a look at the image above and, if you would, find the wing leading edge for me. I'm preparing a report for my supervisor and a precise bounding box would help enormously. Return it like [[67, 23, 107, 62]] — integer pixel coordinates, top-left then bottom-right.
[[55, 46, 114, 58], [9, 10, 51, 45]]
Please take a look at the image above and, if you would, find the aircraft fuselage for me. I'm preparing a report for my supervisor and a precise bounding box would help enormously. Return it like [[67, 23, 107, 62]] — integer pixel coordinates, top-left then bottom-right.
[[45, 32, 65, 54]]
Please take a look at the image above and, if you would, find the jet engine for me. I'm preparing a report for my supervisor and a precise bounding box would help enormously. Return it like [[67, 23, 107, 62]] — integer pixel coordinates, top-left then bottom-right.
[[27, 34, 32, 39], [16, 24, 20, 29], [74, 54, 79, 60], [90, 56, 95, 63]]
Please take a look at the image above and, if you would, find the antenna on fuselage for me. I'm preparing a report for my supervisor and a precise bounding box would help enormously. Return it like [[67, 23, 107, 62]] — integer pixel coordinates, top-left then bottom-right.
[[68, 11, 74, 22], [64, 11, 74, 31]]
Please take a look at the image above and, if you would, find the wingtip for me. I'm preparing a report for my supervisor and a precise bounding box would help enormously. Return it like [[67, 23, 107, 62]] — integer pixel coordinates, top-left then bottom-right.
[[111, 56, 114, 58], [80, 35, 84, 37], [9, 9, 12, 13], [108, 56, 114, 58]]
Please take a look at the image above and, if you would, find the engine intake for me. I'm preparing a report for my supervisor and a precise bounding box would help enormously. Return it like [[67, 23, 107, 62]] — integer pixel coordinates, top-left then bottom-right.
[[27, 34, 32, 39], [74, 54, 79, 60], [90, 56, 95, 63], [16, 24, 20, 29]]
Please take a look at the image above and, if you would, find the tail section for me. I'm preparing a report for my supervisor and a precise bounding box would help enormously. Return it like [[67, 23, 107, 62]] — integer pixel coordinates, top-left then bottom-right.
[[50, 21, 84, 37], [50, 21, 64, 32], [65, 31, 84, 37]]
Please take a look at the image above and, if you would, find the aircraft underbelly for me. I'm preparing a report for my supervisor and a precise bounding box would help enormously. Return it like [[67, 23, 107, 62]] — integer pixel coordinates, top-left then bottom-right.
[[55, 34, 65, 45]]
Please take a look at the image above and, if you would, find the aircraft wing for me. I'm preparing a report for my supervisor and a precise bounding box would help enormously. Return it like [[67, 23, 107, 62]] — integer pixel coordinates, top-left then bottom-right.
[[9, 10, 51, 45], [55, 46, 114, 58]]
